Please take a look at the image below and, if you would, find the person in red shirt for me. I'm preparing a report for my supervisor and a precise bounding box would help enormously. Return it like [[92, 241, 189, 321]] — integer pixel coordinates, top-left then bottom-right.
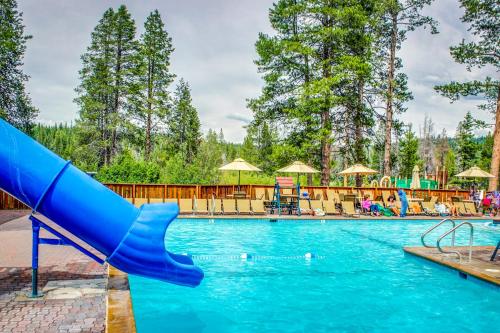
[[482, 194, 492, 214]]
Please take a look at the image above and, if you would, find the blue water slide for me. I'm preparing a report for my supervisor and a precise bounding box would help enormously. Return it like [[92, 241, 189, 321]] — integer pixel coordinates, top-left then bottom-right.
[[0, 119, 203, 287]]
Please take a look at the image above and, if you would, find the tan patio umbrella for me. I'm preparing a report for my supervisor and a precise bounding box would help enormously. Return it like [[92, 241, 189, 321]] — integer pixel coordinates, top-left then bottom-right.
[[410, 165, 421, 189], [338, 164, 378, 186], [277, 161, 319, 192], [219, 158, 261, 191], [455, 166, 495, 178]]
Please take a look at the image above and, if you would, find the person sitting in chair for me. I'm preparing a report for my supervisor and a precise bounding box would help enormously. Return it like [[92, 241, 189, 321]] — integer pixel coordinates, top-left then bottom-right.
[[386, 195, 400, 216]]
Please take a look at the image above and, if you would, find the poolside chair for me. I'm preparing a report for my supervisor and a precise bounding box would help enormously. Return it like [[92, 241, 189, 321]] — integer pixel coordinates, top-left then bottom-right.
[[251, 199, 266, 215], [210, 197, 222, 215], [133, 198, 148, 208], [254, 188, 266, 200], [310, 199, 323, 213], [194, 198, 209, 215], [382, 190, 392, 207], [149, 198, 163, 204], [314, 190, 324, 201], [456, 202, 472, 216], [464, 202, 482, 216], [322, 200, 339, 215], [299, 199, 312, 215], [421, 202, 439, 216], [341, 201, 360, 218], [222, 199, 237, 215], [265, 188, 274, 201], [326, 189, 336, 202], [338, 189, 349, 195], [408, 202, 424, 216], [429, 196, 438, 205], [179, 198, 194, 214], [282, 188, 293, 195], [237, 199, 252, 215]]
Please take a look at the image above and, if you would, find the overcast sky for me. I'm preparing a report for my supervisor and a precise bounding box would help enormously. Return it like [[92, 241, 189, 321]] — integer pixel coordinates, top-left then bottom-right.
[[19, 0, 494, 142]]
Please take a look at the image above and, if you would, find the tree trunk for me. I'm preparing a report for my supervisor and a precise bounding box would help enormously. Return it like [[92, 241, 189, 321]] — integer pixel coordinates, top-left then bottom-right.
[[145, 60, 153, 160], [488, 85, 500, 191], [383, 13, 397, 176], [320, 116, 331, 186]]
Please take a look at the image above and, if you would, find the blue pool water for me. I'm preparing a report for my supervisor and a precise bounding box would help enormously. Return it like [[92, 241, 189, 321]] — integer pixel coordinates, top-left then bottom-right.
[[129, 219, 500, 333]]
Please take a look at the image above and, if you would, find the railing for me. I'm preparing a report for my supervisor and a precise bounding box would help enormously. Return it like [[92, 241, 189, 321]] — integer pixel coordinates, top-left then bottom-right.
[[437, 222, 474, 263], [0, 184, 471, 210], [421, 218, 456, 248]]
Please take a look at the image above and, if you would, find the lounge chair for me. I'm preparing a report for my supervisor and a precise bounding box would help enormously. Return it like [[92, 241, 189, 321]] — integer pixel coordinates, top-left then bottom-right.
[[251, 199, 266, 215], [326, 189, 336, 202], [314, 190, 324, 201], [421, 202, 439, 216], [299, 199, 312, 215], [254, 188, 266, 200], [179, 198, 194, 214], [134, 198, 148, 208], [222, 199, 237, 214], [341, 201, 360, 217], [456, 202, 472, 216], [194, 198, 209, 215], [408, 202, 424, 216], [429, 196, 438, 205], [310, 199, 323, 213], [282, 188, 293, 195], [210, 198, 222, 215], [382, 190, 392, 206], [464, 202, 482, 216], [322, 200, 338, 215], [237, 199, 251, 215]]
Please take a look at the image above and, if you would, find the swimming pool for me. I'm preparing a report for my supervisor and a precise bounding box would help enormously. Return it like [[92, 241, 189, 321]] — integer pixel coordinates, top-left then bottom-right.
[[129, 219, 500, 332]]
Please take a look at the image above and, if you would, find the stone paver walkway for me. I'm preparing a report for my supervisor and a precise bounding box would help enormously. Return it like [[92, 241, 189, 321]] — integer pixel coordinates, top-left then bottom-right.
[[0, 215, 106, 333]]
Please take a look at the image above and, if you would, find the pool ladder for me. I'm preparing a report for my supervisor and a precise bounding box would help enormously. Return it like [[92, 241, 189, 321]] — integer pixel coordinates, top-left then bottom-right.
[[421, 218, 474, 263]]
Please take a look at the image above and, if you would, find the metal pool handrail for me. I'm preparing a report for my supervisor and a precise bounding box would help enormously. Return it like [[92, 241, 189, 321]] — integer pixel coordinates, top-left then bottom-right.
[[421, 218, 456, 248], [437, 222, 474, 263]]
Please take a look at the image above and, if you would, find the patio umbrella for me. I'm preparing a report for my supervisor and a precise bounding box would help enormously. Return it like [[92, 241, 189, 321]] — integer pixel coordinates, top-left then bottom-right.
[[277, 161, 319, 183], [219, 158, 261, 191], [338, 164, 378, 186], [410, 165, 421, 189], [455, 166, 495, 178]]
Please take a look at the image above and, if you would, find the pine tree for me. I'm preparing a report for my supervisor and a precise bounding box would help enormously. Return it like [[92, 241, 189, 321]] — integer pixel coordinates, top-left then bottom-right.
[[128, 10, 174, 160], [0, 0, 37, 133], [455, 112, 479, 172], [169, 79, 201, 163], [435, 0, 499, 190], [398, 125, 420, 178], [377, 0, 437, 176], [75, 6, 138, 166], [250, 0, 378, 185]]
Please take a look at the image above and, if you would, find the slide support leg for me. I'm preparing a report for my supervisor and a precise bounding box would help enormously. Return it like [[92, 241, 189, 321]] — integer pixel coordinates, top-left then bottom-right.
[[491, 240, 500, 261], [30, 217, 43, 298]]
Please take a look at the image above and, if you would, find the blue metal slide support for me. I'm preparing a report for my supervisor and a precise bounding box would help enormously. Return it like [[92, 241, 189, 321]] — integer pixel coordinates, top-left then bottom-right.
[[491, 240, 500, 261]]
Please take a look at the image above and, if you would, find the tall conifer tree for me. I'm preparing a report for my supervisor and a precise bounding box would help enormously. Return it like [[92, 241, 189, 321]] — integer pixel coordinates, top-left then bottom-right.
[[435, 0, 499, 190], [0, 0, 37, 133], [169, 79, 201, 164], [128, 10, 175, 160]]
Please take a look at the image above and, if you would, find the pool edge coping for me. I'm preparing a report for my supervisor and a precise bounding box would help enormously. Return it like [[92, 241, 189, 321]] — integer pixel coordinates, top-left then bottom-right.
[[106, 266, 137, 333], [403, 246, 500, 288]]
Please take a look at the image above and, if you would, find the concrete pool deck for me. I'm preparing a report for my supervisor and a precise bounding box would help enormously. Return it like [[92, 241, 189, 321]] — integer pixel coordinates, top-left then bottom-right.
[[0, 213, 109, 332], [404, 246, 500, 287]]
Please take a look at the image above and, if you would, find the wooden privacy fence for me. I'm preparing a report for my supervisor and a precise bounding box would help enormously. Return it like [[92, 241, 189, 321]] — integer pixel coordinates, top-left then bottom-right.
[[0, 183, 470, 210]]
